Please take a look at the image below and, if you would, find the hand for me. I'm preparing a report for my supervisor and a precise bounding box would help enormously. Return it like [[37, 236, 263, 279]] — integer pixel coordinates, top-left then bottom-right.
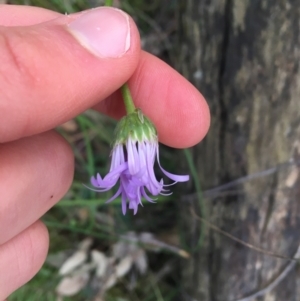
[[0, 4, 210, 299]]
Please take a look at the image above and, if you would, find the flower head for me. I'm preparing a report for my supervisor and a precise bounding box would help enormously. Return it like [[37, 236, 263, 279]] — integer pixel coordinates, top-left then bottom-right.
[[88, 109, 189, 215]]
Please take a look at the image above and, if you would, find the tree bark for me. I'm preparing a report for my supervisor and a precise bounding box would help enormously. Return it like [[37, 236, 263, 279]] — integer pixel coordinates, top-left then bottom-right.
[[176, 0, 300, 300]]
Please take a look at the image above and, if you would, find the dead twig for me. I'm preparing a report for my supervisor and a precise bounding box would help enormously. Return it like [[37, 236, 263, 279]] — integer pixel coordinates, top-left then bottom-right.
[[205, 159, 300, 196], [121, 232, 190, 259], [184, 159, 300, 201], [190, 207, 297, 261], [234, 245, 300, 301]]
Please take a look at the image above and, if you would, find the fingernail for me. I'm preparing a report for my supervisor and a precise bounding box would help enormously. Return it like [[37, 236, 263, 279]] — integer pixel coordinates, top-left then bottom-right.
[[68, 7, 130, 58]]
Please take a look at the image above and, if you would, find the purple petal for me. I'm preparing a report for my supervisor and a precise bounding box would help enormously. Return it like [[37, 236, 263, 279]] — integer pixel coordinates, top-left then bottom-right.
[[127, 139, 139, 175], [163, 182, 177, 187], [90, 164, 127, 190], [84, 183, 112, 192], [146, 176, 163, 196], [137, 187, 143, 206], [129, 177, 144, 186], [138, 142, 146, 165], [96, 173, 103, 185], [112, 145, 125, 168], [160, 191, 173, 196], [87, 137, 189, 215], [91, 174, 102, 187], [129, 200, 138, 215], [105, 162, 127, 179], [100, 163, 128, 187], [121, 192, 127, 215], [133, 166, 147, 179], [143, 144, 163, 195], [160, 167, 189, 182], [105, 186, 122, 203], [141, 187, 157, 203], [156, 147, 189, 182]]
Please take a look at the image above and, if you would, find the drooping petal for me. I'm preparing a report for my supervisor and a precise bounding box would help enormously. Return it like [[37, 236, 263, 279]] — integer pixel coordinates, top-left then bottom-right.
[[144, 142, 163, 195], [137, 142, 147, 177], [105, 186, 122, 203], [100, 163, 128, 187], [96, 173, 103, 185], [137, 186, 143, 206], [156, 146, 189, 182], [91, 174, 102, 187], [160, 191, 173, 196], [129, 200, 138, 215], [160, 166, 190, 182], [121, 192, 127, 215], [109, 147, 117, 172], [132, 166, 147, 180], [84, 183, 112, 192], [127, 139, 138, 175], [128, 167, 147, 187], [141, 187, 157, 203]]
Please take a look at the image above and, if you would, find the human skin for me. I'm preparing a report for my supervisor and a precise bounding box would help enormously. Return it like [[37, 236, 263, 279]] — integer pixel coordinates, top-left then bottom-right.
[[0, 5, 210, 299]]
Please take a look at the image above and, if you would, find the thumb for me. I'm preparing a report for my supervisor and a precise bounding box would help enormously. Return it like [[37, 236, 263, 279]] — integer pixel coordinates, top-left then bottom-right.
[[0, 7, 140, 143]]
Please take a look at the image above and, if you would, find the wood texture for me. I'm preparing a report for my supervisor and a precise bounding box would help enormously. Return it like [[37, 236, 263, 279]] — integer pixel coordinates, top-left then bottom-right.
[[176, 0, 300, 300]]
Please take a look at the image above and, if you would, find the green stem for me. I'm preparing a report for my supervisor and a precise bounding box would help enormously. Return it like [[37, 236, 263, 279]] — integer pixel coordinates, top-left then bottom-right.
[[183, 148, 207, 251], [104, 0, 113, 6], [103, 1, 135, 115], [121, 83, 136, 114]]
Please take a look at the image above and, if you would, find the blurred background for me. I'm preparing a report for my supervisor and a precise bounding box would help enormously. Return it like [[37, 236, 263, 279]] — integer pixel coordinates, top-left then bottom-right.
[[4, 0, 300, 301]]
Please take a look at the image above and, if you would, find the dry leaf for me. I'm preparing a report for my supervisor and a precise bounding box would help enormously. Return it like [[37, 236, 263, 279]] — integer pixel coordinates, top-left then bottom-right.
[[76, 262, 96, 273], [115, 256, 133, 278], [59, 250, 87, 275], [56, 272, 89, 296], [134, 249, 148, 275], [139, 232, 160, 251], [91, 250, 108, 277], [104, 274, 117, 290], [79, 237, 93, 251], [112, 241, 128, 259], [113, 232, 138, 259]]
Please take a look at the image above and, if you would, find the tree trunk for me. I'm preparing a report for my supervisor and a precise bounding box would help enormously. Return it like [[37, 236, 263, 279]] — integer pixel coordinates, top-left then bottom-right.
[[176, 0, 300, 300]]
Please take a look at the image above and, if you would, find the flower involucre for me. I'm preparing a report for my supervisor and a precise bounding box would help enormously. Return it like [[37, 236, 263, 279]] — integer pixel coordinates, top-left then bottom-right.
[[89, 109, 189, 215]]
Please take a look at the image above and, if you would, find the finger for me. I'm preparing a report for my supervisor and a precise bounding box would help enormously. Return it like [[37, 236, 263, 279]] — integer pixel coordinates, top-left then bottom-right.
[[0, 7, 141, 143], [95, 51, 210, 148], [0, 221, 49, 300], [0, 4, 60, 26], [0, 131, 73, 245]]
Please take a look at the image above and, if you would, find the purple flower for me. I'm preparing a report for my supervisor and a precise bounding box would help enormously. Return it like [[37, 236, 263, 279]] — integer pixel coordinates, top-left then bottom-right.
[[87, 109, 189, 215]]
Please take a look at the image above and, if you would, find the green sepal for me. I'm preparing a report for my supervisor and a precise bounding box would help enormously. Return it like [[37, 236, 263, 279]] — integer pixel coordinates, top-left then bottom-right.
[[114, 109, 157, 145]]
